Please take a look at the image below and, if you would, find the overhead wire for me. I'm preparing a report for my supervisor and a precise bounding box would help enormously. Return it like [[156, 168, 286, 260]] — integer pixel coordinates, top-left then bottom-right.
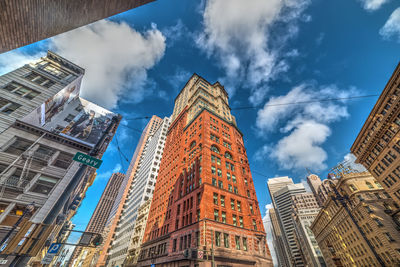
[[230, 94, 380, 111]]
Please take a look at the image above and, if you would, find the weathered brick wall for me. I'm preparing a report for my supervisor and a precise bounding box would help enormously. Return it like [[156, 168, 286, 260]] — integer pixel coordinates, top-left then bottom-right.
[[0, 0, 154, 53]]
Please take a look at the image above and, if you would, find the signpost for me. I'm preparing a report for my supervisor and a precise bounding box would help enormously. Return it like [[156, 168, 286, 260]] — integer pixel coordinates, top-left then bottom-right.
[[72, 152, 102, 169], [41, 243, 61, 264]]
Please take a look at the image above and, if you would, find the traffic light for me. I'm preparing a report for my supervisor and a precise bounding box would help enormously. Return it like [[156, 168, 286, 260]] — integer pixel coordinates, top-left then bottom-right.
[[91, 234, 103, 247]]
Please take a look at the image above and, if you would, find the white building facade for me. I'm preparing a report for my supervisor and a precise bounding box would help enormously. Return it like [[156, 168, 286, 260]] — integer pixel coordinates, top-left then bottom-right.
[[107, 117, 170, 266]]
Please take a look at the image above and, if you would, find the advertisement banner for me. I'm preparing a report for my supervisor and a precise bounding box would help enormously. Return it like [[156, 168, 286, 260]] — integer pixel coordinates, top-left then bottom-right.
[[59, 98, 116, 147], [22, 75, 83, 127]]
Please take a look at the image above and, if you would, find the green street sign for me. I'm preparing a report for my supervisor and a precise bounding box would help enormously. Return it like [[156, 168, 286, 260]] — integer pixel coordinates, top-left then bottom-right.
[[73, 152, 103, 169]]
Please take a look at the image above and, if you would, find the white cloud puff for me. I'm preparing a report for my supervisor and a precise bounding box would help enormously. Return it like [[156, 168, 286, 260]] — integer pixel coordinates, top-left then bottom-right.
[[0, 20, 166, 110], [380, 7, 400, 42], [197, 0, 310, 104], [358, 0, 390, 11], [256, 83, 354, 170]]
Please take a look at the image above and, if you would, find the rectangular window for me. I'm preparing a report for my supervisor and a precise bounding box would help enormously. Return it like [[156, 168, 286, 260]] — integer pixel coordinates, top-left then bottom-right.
[[235, 236, 240, 250], [237, 201, 242, 212], [196, 231, 200, 246], [224, 234, 229, 248], [250, 204, 254, 214], [234, 186, 238, 194], [173, 239, 177, 252], [0, 97, 21, 114], [227, 173, 231, 181], [221, 211, 226, 223], [197, 209, 200, 221], [232, 175, 236, 183], [220, 196, 225, 207], [5, 138, 33, 155], [218, 180, 223, 189], [228, 184, 233, 192], [225, 162, 230, 169], [212, 178, 217, 186], [253, 220, 257, 230], [214, 209, 219, 221], [3, 82, 40, 99], [239, 216, 244, 228], [215, 232, 221, 247], [25, 72, 55, 88], [217, 157, 221, 166], [233, 214, 237, 226], [217, 169, 222, 177], [212, 166, 216, 175], [213, 193, 218, 205], [243, 237, 248, 251], [231, 199, 235, 210], [29, 175, 58, 195]]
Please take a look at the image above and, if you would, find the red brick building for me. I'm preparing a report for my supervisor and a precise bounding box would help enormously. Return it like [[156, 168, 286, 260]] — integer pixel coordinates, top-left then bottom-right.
[[137, 74, 272, 266]]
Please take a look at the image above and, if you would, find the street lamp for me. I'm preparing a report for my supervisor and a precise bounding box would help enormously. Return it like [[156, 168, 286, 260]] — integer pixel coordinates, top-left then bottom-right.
[[0, 202, 35, 249]]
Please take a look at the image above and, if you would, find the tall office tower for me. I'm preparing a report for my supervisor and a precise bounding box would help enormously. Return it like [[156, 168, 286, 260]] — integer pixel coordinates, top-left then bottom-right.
[[137, 74, 272, 266], [108, 117, 170, 266], [267, 177, 294, 267], [351, 63, 400, 208], [69, 172, 125, 266], [0, 0, 154, 53], [0, 51, 121, 265], [273, 183, 307, 266], [311, 171, 400, 267], [96, 115, 162, 267], [307, 174, 323, 204], [267, 176, 294, 204], [269, 208, 291, 267], [292, 193, 326, 267]]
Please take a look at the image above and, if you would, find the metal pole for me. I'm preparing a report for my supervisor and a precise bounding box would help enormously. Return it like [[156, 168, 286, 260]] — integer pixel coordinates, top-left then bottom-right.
[[211, 229, 214, 267], [327, 180, 386, 267]]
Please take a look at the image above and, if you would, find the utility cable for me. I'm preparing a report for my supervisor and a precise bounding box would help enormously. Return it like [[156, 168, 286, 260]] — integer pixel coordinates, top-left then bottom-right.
[[230, 94, 380, 111]]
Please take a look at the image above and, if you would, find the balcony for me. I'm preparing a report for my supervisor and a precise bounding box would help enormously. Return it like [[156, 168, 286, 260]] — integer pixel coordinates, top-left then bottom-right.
[[0, 175, 30, 191]]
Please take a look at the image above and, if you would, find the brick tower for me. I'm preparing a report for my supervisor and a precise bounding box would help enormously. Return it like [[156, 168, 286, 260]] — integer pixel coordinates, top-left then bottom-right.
[[137, 74, 272, 266]]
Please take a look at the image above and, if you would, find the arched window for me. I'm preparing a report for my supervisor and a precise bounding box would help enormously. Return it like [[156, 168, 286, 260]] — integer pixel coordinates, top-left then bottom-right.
[[190, 141, 196, 150], [211, 145, 220, 154], [225, 152, 233, 160], [366, 182, 374, 189]]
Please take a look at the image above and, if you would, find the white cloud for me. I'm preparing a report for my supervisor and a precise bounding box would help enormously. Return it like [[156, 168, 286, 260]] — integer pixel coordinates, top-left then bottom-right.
[[197, 0, 311, 104], [358, 0, 390, 11], [95, 163, 123, 183], [380, 8, 400, 42], [256, 83, 354, 170], [343, 153, 367, 172], [0, 20, 166, 110], [0, 50, 44, 75], [272, 120, 331, 170], [263, 204, 278, 267], [166, 68, 192, 92]]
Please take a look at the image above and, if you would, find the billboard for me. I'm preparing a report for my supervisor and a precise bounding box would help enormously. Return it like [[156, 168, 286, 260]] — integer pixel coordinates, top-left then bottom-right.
[[22, 75, 82, 126], [22, 75, 118, 147], [59, 98, 115, 147]]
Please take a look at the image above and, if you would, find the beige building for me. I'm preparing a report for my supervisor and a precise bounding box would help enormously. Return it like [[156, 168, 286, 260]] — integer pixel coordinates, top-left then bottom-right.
[[292, 193, 326, 267], [351, 63, 400, 209], [311, 171, 400, 267], [124, 198, 152, 266]]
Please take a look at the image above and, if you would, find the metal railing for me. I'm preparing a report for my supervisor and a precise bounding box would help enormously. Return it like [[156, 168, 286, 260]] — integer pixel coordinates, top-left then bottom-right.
[[0, 175, 30, 191]]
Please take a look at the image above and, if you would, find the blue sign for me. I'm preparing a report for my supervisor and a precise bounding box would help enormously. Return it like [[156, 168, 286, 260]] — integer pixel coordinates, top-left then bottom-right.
[[151, 265, 155, 267], [47, 243, 61, 254]]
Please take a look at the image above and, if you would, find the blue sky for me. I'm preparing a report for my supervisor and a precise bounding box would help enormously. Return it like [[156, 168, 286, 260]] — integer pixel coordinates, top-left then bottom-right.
[[0, 0, 400, 257]]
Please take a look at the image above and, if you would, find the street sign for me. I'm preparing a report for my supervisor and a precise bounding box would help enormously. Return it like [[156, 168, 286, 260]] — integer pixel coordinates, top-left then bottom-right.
[[47, 243, 61, 254], [73, 152, 103, 169], [0, 259, 8, 264], [41, 243, 61, 264], [198, 250, 204, 259]]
